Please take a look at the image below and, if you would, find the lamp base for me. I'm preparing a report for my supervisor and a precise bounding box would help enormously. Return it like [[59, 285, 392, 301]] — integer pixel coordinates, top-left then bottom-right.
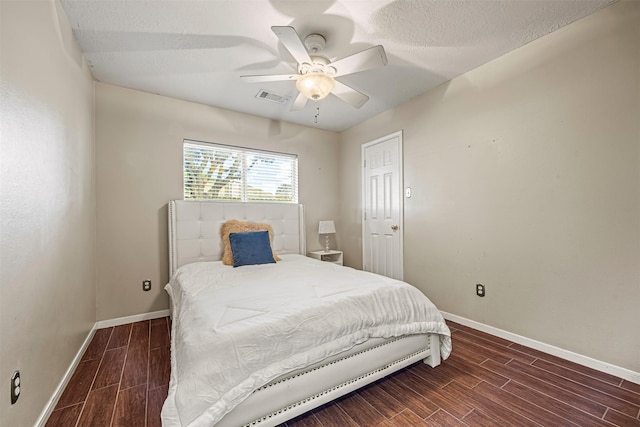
[[324, 234, 330, 252]]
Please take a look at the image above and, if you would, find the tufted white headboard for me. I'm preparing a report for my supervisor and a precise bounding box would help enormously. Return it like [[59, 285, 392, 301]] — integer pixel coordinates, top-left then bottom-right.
[[168, 200, 305, 276]]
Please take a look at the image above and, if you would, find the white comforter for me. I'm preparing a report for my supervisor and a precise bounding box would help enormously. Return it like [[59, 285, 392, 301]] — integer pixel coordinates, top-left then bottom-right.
[[162, 255, 451, 426]]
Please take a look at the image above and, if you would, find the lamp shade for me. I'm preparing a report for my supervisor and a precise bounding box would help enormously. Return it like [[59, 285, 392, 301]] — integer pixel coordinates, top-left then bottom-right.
[[318, 220, 336, 234], [296, 72, 335, 101]]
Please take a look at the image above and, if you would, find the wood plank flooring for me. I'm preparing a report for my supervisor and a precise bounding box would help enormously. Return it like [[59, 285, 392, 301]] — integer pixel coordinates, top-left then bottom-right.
[[46, 318, 170, 427], [46, 318, 640, 426]]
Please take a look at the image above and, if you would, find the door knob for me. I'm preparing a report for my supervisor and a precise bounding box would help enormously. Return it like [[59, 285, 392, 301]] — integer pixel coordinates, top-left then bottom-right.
[[391, 225, 399, 231]]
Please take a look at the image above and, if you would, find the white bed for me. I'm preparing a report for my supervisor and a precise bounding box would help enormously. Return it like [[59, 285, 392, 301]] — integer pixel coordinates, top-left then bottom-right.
[[162, 200, 452, 427]]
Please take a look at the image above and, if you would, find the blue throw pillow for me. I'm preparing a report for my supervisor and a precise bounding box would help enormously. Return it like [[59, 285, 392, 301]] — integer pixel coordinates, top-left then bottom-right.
[[228, 230, 276, 267]]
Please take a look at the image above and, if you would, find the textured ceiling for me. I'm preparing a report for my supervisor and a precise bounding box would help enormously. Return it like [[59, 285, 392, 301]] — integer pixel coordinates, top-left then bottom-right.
[[60, 0, 614, 132]]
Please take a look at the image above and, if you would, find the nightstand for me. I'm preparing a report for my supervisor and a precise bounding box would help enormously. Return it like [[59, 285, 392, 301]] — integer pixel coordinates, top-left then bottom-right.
[[308, 250, 343, 266]]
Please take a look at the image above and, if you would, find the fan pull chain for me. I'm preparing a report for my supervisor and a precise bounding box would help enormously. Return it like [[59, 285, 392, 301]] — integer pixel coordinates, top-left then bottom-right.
[[314, 107, 320, 124]]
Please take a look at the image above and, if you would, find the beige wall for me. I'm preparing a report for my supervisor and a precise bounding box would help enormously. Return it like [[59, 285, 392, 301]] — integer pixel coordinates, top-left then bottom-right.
[[95, 84, 339, 320], [339, 1, 640, 372], [0, 1, 96, 425]]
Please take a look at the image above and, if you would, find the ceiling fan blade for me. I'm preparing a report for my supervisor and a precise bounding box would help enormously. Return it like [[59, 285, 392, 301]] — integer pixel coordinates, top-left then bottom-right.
[[332, 81, 369, 109], [331, 45, 388, 77], [290, 91, 308, 111], [240, 74, 298, 83], [272, 26, 312, 65]]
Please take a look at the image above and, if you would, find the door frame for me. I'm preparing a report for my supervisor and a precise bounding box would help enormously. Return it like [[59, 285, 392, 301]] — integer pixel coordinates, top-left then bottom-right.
[[361, 130, 404, 279]]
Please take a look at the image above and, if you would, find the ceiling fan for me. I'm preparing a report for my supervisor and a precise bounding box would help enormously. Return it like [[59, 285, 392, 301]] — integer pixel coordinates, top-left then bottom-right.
[[241, 26, 388, 110]]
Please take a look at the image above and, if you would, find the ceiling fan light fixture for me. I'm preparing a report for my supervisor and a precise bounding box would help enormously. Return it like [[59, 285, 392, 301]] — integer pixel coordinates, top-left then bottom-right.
[[296, 72, 335, 101]]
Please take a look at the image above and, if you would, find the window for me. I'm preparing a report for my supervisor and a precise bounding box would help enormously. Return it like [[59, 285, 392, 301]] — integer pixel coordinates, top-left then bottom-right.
[[183, 140, 298, 203]]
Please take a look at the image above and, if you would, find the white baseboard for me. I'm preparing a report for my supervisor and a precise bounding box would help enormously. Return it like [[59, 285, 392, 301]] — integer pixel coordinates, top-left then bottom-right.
[[36, 309, 171, 426], [34, 323, 97, 427], [441, 311, 640, 385], [95, 309, 171, 329]]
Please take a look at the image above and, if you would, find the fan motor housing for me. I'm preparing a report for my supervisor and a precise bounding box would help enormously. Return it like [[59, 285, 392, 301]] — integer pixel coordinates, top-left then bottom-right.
[[298, 56, 336, 76]]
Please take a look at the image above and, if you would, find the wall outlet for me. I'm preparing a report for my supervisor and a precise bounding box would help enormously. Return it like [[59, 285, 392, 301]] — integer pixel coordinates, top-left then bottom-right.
[[11, 371, 20, 404], [142, 280, 152, 291], [476, 284, 486, 297]]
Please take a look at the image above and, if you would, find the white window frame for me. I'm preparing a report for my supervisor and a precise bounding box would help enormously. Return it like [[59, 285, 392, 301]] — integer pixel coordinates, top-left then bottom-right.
[[183, 140, 298, 203]]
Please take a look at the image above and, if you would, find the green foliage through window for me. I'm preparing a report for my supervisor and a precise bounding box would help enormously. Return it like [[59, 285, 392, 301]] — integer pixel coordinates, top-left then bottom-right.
[[183, 141, 298, 203]]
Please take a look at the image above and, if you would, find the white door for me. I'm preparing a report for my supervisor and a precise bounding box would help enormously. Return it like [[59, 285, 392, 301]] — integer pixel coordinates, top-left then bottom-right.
[[362, 131, 403, 280]]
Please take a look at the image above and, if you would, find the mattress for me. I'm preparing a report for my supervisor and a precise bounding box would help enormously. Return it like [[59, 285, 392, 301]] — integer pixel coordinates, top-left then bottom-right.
[[162, 254, 451, 426]]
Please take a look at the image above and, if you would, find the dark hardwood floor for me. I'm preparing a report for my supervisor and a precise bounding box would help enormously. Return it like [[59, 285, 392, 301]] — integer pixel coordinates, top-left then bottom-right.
[[46, 318, 640, 426], [46, 318, 170, 427]]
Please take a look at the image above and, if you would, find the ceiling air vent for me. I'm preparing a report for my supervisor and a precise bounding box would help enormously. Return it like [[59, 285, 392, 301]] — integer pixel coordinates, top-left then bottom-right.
[[256, 89, 290, 104]]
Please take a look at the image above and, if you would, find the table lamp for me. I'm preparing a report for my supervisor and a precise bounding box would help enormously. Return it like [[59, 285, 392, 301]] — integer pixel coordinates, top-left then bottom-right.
[[318, 220, 336, 252]]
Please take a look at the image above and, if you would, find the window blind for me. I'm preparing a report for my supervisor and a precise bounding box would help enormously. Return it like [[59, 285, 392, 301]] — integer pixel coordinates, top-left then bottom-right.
[[183, 141, 298, 203]]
